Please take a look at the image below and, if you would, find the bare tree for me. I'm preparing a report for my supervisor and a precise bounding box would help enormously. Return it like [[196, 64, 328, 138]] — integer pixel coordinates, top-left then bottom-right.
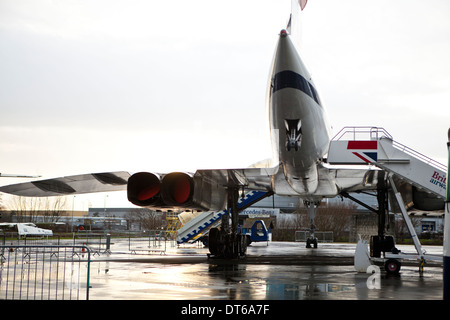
[[273, 200, 357, 241], [314, 201, 357, 241], [6, 196, 69, 223], [8, 196, 38, 222], [0, 193, 7, 222], [0, 193, 5, 210], [125, 208, 164, 231]]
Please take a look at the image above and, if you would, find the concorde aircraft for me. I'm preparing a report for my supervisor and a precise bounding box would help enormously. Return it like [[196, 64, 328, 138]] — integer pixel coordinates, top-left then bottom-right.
[[0, 0, 445, 258]]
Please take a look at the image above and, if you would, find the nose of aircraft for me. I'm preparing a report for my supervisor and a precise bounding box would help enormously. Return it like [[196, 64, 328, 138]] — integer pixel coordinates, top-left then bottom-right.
[[273, 29, 311, 81]]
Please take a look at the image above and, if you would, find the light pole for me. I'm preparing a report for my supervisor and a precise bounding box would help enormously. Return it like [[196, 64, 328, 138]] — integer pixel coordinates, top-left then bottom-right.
[[72, 195, 76, 233]]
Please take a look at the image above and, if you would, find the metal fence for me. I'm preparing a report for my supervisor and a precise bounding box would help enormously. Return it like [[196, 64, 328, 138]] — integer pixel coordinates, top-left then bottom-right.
[[1, 230, 172, 254], [295, 231, 334, 243], [0, 231, 182, 300], [0, 245, 91, 300], [127, 230, 169, 254], [1, 232, 112, 255]]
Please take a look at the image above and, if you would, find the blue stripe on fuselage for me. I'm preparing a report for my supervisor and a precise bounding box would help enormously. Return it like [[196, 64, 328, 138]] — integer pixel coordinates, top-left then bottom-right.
[[272, 70, 322, 107]]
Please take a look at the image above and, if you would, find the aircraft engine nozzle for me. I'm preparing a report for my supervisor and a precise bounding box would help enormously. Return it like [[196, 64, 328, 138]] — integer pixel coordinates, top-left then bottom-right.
[[127, 171, 224, 211], [161, 172, 194, 206], [127, 172, 162, 207], [127, 171, 196, 209]]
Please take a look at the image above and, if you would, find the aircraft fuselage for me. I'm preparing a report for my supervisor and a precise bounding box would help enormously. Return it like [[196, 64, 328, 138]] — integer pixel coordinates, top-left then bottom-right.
[[268, 30, 332, 196]]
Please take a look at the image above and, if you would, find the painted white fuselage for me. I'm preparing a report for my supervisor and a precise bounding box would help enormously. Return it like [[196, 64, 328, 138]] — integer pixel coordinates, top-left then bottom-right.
[[268, 31, 332, 197]]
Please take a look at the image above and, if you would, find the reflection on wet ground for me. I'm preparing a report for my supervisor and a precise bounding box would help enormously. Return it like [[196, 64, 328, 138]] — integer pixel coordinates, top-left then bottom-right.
[[86, 241, 444, 300]]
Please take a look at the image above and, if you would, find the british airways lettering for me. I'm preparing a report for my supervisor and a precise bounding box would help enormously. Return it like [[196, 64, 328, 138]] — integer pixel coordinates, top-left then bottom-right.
[[430, 171, 447, 190]]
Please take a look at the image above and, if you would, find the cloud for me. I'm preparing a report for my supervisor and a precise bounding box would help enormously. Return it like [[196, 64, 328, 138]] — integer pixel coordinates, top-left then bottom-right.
[[1, 0, 448, 182]]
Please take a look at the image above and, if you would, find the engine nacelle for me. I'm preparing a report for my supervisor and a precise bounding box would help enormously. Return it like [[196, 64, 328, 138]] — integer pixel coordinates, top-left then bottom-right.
[[127, 172, 163, 207], [388, 176, 444, 212], [127, 171, 226, 211], [161, 172, 194, 207], [412, 186, 444, 211]]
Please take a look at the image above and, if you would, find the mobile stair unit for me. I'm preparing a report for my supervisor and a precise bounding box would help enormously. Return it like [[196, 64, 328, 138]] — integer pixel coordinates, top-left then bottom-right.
[[328, 127, 446, 198], [328, 127, 447, 274], [176, 190, 271, 244]]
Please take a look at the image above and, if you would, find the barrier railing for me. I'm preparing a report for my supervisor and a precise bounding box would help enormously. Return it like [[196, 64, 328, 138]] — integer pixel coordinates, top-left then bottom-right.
[[0, 245, 91, 300], [332, 126, 393, 141], [128, 230, 168, 254], [295, 231, 334, 243]]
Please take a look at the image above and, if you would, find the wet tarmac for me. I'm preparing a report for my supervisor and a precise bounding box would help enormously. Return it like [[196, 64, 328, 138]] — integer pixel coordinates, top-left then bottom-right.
[[87, 240, 445, 301]]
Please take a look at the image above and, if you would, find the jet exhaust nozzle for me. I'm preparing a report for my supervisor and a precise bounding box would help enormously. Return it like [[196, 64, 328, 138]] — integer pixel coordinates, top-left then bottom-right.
[[127, 171, 195, 208], [127, 172, 162, 207], [161, 172, 194, 206]]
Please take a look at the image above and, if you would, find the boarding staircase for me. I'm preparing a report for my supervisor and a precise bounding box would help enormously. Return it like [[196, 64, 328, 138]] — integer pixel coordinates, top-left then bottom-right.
[[328, 126, 447, 199], [328, 126, 447, 257], [165, 211, 182, 240], [176, 190, 271, 244]]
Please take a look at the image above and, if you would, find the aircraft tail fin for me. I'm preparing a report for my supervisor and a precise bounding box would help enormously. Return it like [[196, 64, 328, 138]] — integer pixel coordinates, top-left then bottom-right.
[[286, 0, 307, 51]]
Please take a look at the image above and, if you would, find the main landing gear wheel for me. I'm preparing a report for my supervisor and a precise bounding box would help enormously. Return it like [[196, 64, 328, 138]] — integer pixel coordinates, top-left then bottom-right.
[[208, 227, 248, 259], [208, 228, 222, 257], [304, 200, 320, 249], [385, 259, 401, 275], [306, 237, 318, 249]]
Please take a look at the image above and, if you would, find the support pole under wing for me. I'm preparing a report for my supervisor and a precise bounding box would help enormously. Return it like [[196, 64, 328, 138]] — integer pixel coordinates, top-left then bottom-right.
[[388, 175, 424, 257]]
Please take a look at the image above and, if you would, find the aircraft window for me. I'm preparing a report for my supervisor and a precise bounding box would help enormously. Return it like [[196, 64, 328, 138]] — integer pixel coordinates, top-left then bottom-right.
[[308, 83, 322, 106], [273, 70, 321, 106]]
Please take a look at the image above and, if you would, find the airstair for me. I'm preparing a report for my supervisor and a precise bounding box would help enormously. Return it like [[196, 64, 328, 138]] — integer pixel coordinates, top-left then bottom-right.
[[176, 190, 271, 244], [328, 126, 447, 263]]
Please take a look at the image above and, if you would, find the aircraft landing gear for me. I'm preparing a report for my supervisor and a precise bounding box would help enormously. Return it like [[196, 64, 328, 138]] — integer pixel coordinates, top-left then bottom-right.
[[306, 237, 318, 249], [208, 227, 248, 259], [370, 175, 399, 258], [208, 179, 248, 259], [342, 172, 400, 266], [304, 200, 320, 249], [285, 119, 302, 152]]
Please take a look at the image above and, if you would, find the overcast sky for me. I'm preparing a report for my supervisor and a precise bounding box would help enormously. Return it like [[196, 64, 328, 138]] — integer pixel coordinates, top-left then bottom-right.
[[1, 0, 449, 209]]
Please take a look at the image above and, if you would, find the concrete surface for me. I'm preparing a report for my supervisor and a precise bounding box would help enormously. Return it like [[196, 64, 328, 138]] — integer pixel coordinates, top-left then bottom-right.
[[87, 240, 444, 300]]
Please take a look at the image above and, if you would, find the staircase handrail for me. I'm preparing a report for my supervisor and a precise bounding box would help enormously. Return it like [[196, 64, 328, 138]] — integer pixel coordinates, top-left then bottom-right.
[[331, 126, 447, 172], [383, 137, 447, 172], [332, 126, 393, 141]]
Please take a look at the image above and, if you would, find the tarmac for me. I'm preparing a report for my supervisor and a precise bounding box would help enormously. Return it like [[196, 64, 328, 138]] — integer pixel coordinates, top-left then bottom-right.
[[86, 240, 445, 301]]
